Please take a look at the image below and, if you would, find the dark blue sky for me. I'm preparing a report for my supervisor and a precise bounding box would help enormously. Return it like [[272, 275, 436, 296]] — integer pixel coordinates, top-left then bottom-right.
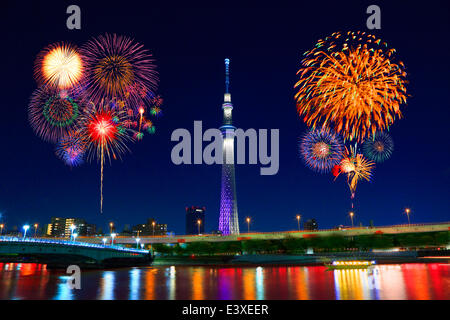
[[0, 1, 449, 234]]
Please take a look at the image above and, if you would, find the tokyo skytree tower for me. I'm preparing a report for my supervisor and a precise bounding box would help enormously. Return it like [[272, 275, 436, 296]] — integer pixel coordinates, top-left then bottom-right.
[[218, 58, 240, 235]]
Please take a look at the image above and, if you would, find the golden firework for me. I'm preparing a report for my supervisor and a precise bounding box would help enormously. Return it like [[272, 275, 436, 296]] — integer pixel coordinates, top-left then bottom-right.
[[339, 146, 375, 196], [35, 42, 84, 89], [295, 31, 408, 142]]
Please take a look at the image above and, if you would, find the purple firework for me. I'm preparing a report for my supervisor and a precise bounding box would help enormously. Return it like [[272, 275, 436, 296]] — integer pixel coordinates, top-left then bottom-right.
[[55, 132, 86, 166], [300, 129, 344, 173]]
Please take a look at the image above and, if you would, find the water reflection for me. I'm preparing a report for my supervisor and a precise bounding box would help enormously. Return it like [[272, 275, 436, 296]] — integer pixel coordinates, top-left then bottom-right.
[[0, 263, 448, 300], [54, 275, 74, 300], [99, 271, 115, 300], [192, 267, 205, 300], [255, 266, 264, 300], [165, 266, 176, 300], [129, 268, 141, 300]]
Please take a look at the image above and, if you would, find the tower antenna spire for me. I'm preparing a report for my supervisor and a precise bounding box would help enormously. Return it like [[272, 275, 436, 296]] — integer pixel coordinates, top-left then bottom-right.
[[225, 58, 230, 94]]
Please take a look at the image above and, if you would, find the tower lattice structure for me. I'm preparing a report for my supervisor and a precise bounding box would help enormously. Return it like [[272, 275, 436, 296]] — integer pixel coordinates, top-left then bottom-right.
[[218, 58, 240, 235]]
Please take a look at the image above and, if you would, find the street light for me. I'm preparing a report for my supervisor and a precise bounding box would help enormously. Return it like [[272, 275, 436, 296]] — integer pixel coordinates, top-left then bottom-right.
[[102, 237, 107, 246], [405, 208, 411, 226], [109, 222, 114, 234], [135, 237, 141, 249], [197, 219, 202, 235], [111, 233, 117, 246], [23, 225, 30, 239], [34, 223, 38, 237], [246, 217, 251, 233], [152, 221, 156, 236], [0, 224, 4, 236], [349, 212, 354, 228], [296, 215, 301, 231]]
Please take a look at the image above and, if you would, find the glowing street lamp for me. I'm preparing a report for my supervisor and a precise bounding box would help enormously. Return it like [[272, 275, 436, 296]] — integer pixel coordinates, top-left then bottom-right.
[[405, 208, 411, 226], [246, 217, 251, 233], [296, 215, 301, 231], [34, 223, 38, 237], [349, 212, 354, 228], [0, 224, 4, 236], [135, 237, 141, 249], [152, 221, 156, 236], [111, 233, 117, 246], [197, 219, 202, 235], [23, 225, 30, 239], [102, 237, 107, 246]]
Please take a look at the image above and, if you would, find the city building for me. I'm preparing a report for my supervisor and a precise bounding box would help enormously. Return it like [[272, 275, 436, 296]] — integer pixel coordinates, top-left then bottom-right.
[[218, 58, 240, 235], [304, 219, 318, 231], [47, 217, 96, 238], [132, 218, 167, 236], [186, 206, 205, 235]]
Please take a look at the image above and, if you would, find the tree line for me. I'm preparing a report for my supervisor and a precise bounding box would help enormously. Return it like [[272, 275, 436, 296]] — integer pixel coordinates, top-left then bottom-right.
[[150, 231, 450, 256]]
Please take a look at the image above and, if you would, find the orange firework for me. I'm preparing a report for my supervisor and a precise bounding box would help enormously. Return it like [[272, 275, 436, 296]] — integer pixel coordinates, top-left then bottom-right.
[[295, 31, 408, 142], [337, 146, 375, 198], [34, 42, 84, 89]]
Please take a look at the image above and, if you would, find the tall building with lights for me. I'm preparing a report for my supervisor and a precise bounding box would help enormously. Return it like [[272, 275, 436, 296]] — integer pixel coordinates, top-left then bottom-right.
[[186, 206, 206, 235], [218, 58, 240, 235], [47, 217, 96, 238]]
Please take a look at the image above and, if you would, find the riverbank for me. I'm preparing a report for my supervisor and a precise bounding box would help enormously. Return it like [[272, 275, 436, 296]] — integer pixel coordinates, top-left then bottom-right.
[[152, 250, 450, 266]]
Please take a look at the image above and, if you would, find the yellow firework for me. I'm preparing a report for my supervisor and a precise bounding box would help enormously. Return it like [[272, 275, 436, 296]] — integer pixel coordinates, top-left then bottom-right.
[[295, 31, 408, 142], [35, 42, 84, 89], [339, 146, 375, 196]]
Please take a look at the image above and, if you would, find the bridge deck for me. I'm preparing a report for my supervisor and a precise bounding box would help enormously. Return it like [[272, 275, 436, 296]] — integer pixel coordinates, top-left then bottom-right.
[[72, 222, 450, 245]]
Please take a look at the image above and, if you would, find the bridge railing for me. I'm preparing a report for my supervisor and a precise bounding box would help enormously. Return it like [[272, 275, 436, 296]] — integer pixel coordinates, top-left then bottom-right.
[[0, 236, 149, 254]]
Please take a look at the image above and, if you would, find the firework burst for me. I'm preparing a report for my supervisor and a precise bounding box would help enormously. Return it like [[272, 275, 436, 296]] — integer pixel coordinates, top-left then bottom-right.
[[81, 33, 159, 110], [34, 42, 84, 89], [337, 146, 375, 197], [362, 132, 394, 163], [300, 129, 344, 173], [77, 101, 136, 212], [29, 87, 83, 143], [55, 132, 86, 166], [295, 31, 408, 142]]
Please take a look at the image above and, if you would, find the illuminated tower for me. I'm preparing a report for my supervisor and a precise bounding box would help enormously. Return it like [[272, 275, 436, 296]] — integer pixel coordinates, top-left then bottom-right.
[[219, 58, 240, 235]]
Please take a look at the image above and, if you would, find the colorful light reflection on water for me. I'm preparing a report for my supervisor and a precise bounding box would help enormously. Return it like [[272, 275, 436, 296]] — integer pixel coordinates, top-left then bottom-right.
[[0, 263, 448, 300]]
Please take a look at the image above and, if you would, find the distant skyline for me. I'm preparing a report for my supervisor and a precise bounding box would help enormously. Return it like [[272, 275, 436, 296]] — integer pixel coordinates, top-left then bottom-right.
[[0, 1, 449, 234]]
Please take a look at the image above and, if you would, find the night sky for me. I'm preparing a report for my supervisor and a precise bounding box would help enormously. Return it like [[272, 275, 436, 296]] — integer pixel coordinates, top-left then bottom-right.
[[0, 1, 449, 234]]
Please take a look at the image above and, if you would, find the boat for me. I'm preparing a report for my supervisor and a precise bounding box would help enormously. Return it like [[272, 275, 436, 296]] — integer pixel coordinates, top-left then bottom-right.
[[325, 260, 375, 270]]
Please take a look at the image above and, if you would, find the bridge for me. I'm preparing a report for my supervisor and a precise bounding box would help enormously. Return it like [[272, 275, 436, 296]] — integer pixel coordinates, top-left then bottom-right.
[[0, 237, 151, 268], [74, 221, 450, 245]]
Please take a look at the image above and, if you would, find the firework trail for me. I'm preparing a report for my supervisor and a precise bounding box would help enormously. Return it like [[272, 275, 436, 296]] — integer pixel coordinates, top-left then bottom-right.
[[77, 101, 136, 212]]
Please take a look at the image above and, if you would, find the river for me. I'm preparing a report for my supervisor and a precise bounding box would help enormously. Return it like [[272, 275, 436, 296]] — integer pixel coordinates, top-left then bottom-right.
[[0, 262, 448, 300]]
